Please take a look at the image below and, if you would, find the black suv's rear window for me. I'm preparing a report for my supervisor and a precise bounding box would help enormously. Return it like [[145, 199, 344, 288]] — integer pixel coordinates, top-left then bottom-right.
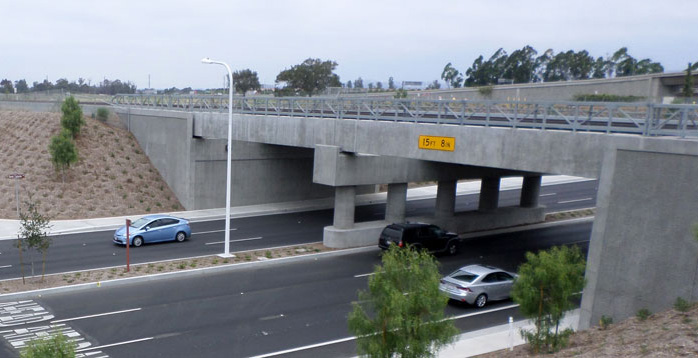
[[382, 227, 402, 239]]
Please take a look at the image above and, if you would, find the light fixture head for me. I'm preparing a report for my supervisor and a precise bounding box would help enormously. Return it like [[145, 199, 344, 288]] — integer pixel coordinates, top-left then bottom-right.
[[201, 57, 212, 64]]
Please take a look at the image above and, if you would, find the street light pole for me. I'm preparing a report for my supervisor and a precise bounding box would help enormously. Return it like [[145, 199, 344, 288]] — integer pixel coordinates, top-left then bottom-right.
[[202, 57, 235, 258]]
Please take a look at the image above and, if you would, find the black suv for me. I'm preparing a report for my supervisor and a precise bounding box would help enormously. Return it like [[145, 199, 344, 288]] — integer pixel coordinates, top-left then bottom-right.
[[378, 222, 460, 255]]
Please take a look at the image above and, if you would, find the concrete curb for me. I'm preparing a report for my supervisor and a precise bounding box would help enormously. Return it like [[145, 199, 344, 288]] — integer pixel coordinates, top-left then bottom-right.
[[0, 246, 378, 300]]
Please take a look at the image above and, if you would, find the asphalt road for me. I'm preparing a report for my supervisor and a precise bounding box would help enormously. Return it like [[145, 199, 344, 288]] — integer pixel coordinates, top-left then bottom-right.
[[0, 180, 597, 281], [0, 220, 592, 358]]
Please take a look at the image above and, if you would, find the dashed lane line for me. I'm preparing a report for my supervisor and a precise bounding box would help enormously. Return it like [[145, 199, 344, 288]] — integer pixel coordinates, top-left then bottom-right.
[[192, 228, 237, 235]]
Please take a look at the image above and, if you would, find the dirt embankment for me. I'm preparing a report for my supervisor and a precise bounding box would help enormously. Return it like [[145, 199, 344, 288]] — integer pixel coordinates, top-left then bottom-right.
[[0, 110, 183, 220]]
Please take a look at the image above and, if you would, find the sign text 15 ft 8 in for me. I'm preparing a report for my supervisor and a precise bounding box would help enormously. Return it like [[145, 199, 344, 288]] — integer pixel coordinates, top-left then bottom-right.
[[418, 135, 455, 151]]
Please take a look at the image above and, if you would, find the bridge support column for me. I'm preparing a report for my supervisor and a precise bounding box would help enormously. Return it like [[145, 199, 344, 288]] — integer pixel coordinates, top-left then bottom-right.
[[333, 186, 356, 229], [478, 177, 500, 211], [435, 180, 456, 219], [520, 175, 542, 208], [385, 183, 407, 223]]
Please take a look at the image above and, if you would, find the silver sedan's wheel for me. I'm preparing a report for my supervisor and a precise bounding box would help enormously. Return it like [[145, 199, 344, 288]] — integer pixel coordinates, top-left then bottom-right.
[[132, 236, 143, 247], [176, 232, 186, 242], [475, 294, 487, 308]]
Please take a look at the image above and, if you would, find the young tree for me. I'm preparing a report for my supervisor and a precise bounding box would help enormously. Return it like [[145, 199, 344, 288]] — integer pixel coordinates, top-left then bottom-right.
[[60, 96, 85, 137], [388, 77, 395, 90], [275, 58, 341, 96], [354, 77, 364, 89], [21, 333, 75, 358], [346, 80, 353, 89], [233, 69, 261, 96], [511, 245, 586, 354], [16, 195, 52, 283], [49, 129, 78, 183], [376, 81, 383, 90], [348, 246, 457, 358]]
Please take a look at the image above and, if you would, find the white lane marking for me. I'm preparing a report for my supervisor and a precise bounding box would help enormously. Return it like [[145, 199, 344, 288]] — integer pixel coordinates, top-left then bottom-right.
[[540, 193, 556, 197], [51, 308, 141, 324], [246, 304, 520, 358], [205, 237, 263, 245], [353, 272, 375, 278], [558, 198, 593, 204], [75, 337, 154, 353], [259, 314, 285, 321], [192, 228, 237, 235], [0, 265, 11, 269]]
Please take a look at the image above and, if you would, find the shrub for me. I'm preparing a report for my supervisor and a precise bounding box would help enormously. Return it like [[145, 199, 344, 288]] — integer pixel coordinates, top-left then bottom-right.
[[599, 315, 613, 330], [674, 297, 692, 312], [477, 85, 494, 98], [636, 308, 652, 321], [96, 107, 109, 122], [20, 333, 75, 358]]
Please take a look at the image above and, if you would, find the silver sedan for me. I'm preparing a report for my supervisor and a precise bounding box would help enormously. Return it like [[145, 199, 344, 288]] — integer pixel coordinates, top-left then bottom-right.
[[439, 264, 517, 308]]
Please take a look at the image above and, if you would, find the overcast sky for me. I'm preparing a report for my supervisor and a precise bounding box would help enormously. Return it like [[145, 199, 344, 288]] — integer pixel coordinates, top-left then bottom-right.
[[1, 0, 697, 89]]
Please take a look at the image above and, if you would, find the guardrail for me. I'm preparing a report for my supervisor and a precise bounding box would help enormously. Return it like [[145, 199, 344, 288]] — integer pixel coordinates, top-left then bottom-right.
[[111, 94, 698, 138]]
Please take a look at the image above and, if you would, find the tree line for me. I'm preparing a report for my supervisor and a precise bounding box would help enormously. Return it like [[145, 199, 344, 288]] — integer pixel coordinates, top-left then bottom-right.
[[441, 46, 666, 88], [0, 77, 137, 95]]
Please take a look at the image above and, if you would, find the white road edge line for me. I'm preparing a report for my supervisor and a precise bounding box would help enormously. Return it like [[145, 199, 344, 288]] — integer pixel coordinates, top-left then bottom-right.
[[205, 237, 263, 245], [75, 337, 154, 353], [245, 304, 520, 358], [192, 228, 237, 235], [51, 308, 142, 324], [558, 198, 593, 204], [0, 265, 11, 269], [540, 193, 556, 197]]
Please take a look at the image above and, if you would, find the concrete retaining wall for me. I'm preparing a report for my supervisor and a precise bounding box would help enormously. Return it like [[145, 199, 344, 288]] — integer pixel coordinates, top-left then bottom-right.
[[579, 148, 698, 329], [113, 108, 339, 210]]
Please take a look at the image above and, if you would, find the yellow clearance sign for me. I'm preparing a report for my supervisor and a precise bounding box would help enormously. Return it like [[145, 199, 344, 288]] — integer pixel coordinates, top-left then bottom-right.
[[418, 135, 455, 151]]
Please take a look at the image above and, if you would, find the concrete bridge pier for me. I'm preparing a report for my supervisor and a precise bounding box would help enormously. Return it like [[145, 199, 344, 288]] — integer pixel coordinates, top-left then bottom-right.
[[333, 186, 356, 229], [385, 183, 407, 223], [435, 180, 457, 219], [520, 175, 542, 208], [478, 177, 501, 211]]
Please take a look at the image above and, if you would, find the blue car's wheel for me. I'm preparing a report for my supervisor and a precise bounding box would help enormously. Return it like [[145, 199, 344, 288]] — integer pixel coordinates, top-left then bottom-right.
[[132, 236, 143, 247], [176, 232, 186, 242]]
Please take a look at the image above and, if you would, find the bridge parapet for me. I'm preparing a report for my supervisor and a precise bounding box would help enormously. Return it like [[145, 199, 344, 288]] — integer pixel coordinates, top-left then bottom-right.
[[112, 94, 698, 138]]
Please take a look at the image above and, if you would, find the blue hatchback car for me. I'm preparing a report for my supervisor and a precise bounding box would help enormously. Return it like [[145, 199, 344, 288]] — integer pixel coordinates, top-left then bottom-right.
[[113, 214, 191, 247]]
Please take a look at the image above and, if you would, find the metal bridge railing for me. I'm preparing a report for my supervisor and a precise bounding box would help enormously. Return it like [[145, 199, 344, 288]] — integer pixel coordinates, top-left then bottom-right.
[[111, 94, 698, 138]]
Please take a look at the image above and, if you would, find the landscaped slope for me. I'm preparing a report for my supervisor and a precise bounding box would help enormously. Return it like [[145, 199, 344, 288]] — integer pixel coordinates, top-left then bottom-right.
[[0, 110, 183, 219]]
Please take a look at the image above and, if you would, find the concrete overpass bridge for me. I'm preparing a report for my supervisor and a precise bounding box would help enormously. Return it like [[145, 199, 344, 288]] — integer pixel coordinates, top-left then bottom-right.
[[109, 95, 698, 331]]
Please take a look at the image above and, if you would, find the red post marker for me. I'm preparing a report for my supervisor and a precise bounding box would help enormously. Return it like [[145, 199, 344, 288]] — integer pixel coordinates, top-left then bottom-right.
[[125, 219, 131, 272]]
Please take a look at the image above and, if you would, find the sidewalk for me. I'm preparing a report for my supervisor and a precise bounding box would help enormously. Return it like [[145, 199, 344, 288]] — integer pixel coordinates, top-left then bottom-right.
[[0, 175, 593, 240], [436, 309, 580, 358]]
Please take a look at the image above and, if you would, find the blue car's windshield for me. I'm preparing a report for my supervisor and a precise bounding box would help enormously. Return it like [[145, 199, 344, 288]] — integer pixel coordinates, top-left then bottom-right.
[[130, 217, 151, 228]]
